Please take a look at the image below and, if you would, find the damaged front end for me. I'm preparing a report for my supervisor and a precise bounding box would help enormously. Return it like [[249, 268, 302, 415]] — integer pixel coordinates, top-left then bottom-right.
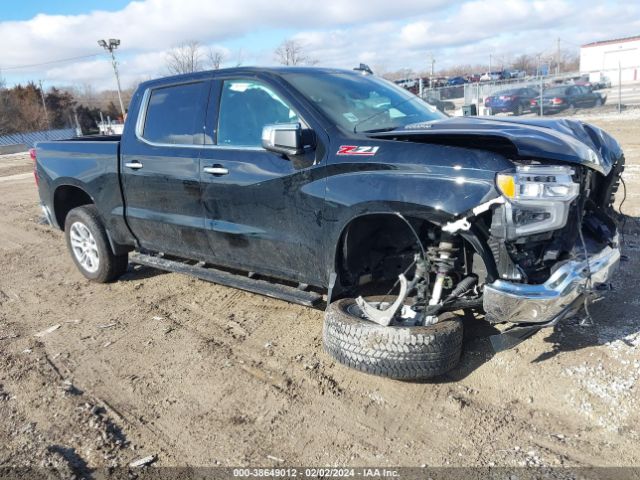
[[356, 156, 623, 347], [483, 160, 622, 327]]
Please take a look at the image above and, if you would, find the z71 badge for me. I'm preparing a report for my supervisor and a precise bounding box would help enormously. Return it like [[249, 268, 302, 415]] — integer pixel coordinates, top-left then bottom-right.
[[337, 145, 380, 156]]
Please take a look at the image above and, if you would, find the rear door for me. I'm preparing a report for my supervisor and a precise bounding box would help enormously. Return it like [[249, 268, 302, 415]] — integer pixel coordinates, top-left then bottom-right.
[[198, 76, 327, 284], [120, 80, 212, 257], [581, 86, 597, 106], [567, 86, 582, 107]]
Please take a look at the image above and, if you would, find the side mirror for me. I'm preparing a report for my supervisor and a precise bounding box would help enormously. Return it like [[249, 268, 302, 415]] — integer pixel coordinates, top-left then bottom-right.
[[262, 123, 303, 156]]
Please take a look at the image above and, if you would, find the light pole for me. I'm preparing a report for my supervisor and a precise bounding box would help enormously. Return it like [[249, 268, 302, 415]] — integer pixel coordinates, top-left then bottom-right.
[[429, 53, 435, 90], [98, 38, 126, 118]]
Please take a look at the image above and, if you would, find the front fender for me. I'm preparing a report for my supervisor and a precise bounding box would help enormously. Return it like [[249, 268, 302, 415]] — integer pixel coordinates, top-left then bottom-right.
[[321, 167, 500, 284]]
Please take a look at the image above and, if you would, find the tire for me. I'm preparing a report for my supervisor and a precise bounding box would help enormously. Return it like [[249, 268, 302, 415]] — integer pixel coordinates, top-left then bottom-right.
[[594, 98, 602, 107], [569, 102, 576, 111], [514, 104, 523, 116], [323, 297, 464, 380], [64, 205, 128, 283]]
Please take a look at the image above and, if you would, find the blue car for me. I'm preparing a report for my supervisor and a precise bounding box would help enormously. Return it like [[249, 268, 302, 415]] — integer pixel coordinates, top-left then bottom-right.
[[447, 76, 466, 86], [484, 87, 538, 115]]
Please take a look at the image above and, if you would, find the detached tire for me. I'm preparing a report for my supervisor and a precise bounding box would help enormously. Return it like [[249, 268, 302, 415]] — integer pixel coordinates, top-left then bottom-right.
[[323, 297, 463, 380], [64, 205, 128, 283]]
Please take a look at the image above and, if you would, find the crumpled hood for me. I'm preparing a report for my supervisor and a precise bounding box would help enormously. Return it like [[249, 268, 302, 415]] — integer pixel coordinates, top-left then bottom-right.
[[371, 116, 622, 176]]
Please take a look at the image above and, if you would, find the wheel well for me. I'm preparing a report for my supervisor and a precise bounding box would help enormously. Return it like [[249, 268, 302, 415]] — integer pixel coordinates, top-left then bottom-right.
[[336, 214, 435, 292], [334, 213, 493, 297], [53, 185, 93, 230]]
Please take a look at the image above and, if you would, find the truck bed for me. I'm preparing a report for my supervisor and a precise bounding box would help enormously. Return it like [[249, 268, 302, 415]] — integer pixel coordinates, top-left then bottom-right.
[[35, 135, 133, 250]]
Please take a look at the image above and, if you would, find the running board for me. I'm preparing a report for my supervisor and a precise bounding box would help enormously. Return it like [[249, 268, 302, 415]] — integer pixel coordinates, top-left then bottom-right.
[[130, 253, 323, 307]]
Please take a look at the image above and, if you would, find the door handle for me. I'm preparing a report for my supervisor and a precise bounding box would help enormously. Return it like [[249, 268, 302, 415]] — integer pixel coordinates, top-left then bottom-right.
[[203, 165, 229, 176], [125, 161, 143, 170]]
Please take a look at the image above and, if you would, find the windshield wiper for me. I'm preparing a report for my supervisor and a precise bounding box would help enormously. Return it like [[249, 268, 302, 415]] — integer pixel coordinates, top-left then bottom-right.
[[359, 126, 401, 134], [353, 95, 421, 134]]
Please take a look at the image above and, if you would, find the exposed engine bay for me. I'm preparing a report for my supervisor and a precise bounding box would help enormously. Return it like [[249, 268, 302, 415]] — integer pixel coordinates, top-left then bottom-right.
[[354, 157, 623, 337]]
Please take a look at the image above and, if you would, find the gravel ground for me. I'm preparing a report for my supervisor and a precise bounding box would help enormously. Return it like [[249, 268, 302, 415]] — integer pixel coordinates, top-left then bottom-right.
[[0, 111, 639, 477]]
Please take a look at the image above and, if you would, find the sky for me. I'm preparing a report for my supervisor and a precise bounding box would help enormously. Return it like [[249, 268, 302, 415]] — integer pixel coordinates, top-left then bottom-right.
[[0, 0, 638, 91]]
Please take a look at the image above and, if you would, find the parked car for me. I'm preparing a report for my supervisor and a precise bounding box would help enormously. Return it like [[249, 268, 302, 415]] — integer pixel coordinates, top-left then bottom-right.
[[480, 71, 502, 82], [394, 78, 417, 89], [447, 76, 466, 86], [531, 85, 606, 114], [484, 87, 539, 115], [34, 67, 623, 381], [589, 74, 611, 90], [425, 96, 456, 112]]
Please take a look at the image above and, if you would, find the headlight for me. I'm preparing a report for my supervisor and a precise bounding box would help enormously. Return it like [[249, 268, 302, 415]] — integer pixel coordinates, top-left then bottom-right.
[[494, 165, 580, 239], [496, 165, 579, 203]]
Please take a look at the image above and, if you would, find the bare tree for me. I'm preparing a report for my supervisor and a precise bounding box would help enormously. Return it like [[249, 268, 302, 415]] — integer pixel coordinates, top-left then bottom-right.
[[274, 39, 317, 66], [559, 49, 579, 73], [232, 48, 246, 67], [0, 74, 10, 135], [207, 48, 225, 70], [165, 41, 203, 75], [512, 54, 534, 74], [381, 68, 416, 81]]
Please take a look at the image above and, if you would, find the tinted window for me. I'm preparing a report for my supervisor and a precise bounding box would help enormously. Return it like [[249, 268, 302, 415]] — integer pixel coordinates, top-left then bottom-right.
[[283, 71, 445, 133], [142, 82, 206, 145], [546, 87, 569, 96], [217, 80, 299, 147]]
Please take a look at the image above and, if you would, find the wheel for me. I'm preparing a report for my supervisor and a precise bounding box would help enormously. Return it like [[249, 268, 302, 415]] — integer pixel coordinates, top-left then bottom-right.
[[323, 297, 464, 380], [594, 98, 602, 107], [514, 104, 523, 116], [64, 205, 128, 283], [569, 102, 576, 110]]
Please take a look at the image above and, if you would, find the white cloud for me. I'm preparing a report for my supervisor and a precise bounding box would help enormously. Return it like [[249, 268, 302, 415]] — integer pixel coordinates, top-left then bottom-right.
[[0, 0, 639, 88]]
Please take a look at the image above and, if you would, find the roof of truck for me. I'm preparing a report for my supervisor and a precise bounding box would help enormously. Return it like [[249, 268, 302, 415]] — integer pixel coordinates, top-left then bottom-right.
[[138, 66, 361, 89]]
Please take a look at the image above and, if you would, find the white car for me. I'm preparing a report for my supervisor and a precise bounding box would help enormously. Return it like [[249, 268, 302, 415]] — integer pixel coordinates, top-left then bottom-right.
[[480, 72, 501, 82]]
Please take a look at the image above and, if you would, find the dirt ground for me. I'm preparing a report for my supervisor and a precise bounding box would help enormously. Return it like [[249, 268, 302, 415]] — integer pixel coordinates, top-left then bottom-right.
[[0, 110, 639, 475]]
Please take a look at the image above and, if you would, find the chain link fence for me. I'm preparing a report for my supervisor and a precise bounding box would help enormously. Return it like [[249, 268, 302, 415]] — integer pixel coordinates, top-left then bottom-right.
[[0, 128, 77, 149]]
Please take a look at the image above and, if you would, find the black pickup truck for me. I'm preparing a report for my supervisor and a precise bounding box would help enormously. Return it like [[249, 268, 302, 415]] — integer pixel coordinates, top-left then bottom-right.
[[35, 67, 623, 380]]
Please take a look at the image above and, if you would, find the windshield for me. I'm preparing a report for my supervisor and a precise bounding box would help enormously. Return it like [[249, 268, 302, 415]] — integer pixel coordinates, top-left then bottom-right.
[[283, 71, 446, 133]]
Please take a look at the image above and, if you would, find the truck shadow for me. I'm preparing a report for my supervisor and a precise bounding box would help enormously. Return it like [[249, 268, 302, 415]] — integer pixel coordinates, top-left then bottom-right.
[[438, 314, 500, 382], [119, 263, 167, 281]]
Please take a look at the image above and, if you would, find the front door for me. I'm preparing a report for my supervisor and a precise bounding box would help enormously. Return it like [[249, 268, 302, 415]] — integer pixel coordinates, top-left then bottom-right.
[[121, 80, 212, 257], [199, 77, 327, 285]]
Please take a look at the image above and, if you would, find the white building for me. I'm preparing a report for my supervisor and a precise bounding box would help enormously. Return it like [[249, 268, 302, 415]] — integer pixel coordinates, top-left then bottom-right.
[[580, 35, 640, 85]]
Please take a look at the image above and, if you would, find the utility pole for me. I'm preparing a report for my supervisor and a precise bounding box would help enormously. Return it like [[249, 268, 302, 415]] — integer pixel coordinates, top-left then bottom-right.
[[537, 54, 544, 116], [38, 80, 51, 130], [98, 38, 126, 118], [618, 60, 622, 114], [429, 53, 435, 89], [489, 54, 492, 73], [556, 38, 561, 75]]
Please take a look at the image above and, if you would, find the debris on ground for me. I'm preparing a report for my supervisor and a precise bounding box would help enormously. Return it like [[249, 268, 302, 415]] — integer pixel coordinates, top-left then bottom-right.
[[97, 323, 117, 329], [129, 455, 156, 468]]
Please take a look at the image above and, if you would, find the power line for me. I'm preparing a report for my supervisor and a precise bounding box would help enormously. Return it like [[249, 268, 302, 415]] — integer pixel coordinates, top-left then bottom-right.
[[0, 53, 100, 71]]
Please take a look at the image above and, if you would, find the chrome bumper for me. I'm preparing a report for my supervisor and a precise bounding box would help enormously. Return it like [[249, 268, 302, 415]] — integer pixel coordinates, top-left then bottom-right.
[[483, 240, 620, 324]]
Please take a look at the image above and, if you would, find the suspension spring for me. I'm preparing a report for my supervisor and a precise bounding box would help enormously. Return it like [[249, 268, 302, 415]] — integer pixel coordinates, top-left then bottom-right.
[[427, 240, 459, 306]]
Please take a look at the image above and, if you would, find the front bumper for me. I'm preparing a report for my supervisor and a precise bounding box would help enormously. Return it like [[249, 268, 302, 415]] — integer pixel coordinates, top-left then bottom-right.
[[483, 239, 620, 324]]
